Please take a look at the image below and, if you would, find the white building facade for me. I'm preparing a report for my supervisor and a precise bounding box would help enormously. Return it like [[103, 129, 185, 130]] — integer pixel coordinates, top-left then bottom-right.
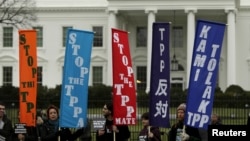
[[0, 0, 250, 92]]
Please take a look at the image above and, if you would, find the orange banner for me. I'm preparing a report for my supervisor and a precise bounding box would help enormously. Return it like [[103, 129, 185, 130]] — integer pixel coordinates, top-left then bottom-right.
[[19, 30, 37, 126]]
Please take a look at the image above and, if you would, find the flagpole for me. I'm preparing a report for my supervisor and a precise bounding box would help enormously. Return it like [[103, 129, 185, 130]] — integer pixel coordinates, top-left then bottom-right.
[[113, 132, 116, 141], [148, 126, 151, 134], [58, 127, 60, 141], [148, 126, 151, 139], [183, 125, 186, 133]]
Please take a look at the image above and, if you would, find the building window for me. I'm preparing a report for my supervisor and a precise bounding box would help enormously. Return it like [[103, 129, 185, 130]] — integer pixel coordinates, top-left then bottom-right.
[[93, 26, 103, 47], [136, 66, 147, 91], [2, 66, 13, 86], [37, 66, 43, 86], [136, 26, 147, 47], [62, 26, 73, 47], [173, 26, 183, 48], [33, 26, 43, 47], [92, 66, 103, 86], [170, 77, 184, 90], [3, 27, 13, 47]]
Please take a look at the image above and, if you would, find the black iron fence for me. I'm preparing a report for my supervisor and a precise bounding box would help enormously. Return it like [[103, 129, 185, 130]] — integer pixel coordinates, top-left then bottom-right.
[[3, 98, 250, 141]]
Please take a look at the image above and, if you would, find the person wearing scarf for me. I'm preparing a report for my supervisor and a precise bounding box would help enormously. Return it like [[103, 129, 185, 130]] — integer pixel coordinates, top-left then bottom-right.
[[39, 105, 84, 141]]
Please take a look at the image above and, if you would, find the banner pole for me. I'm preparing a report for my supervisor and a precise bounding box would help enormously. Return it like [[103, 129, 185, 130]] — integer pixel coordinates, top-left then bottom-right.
[[148, 126, 151, 134], [113, 132, 116, 141], [58, 127, 60, 141], [148, 126, 151, 139]]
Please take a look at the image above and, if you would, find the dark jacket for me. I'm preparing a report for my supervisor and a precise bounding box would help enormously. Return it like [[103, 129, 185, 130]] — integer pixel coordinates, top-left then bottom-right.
[[168, 122, 201, 141], [96, 119, 130, 141], [13, 125, 40, 141], [39, 120, 83, 141], [0, 115, 14, 141], [80, 119, 92, 141], [138, 126, 161, 141]]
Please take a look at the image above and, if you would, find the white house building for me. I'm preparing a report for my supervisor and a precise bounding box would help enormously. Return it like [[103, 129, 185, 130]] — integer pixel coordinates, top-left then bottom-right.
[[0, 0, 250, 92]]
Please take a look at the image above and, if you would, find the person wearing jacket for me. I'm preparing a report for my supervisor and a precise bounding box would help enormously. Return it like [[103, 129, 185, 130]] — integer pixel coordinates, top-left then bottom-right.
[[13, 110, 44, 141], [0, 101, 14, 141], [96, 103, 130, 141], [138, 112, 161, 141], [168, 103, 201, 141], [210, 113, 222, 125], [39, 104, 84, 141]]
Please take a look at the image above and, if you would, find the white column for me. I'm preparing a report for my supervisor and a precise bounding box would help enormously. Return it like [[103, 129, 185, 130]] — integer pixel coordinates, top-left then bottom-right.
[[185, 9, 197, 88], [107, 9, 117, 86], [145, 9, 157, 93], [225, 9, 236, 87]]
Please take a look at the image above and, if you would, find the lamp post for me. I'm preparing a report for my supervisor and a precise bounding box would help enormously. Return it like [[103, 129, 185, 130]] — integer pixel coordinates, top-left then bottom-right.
[[171, 10, 179, 71], [171, 54, 179, 71]]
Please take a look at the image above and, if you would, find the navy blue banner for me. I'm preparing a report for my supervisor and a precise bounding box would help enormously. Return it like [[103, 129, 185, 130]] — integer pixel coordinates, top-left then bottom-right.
[[185, 20, 226, 129], [149, 22, 170, 128], [60, 29, 94, 128]]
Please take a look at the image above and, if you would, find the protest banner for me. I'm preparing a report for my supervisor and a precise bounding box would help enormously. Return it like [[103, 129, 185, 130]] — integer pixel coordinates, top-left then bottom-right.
[[60, 29, 94, 128], [185, 20, 226, 129], [19, 30, 37, 126], [112, 28, 137, 125], [149, 22, 170, 128]]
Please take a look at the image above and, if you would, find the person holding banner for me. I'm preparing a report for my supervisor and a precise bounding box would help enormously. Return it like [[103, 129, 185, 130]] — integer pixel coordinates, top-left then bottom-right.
[[96, 103, 130, 141], [13, 110, 44, 141], [0, 101, 14, 141], [168, 103, 201, 141], [39, 105, 85, 141], [138, 112, 161, 141]]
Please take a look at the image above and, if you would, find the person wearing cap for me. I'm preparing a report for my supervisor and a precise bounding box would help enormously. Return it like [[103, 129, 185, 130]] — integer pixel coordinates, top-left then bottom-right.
[[138, 112, 161, 141], [168, 103, 201, 141], [96, 102, 130, 141]]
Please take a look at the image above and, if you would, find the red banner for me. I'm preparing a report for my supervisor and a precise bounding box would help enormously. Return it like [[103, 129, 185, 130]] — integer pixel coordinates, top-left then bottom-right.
[[112, 28, 136, 125], [19, 30, 37, 126]]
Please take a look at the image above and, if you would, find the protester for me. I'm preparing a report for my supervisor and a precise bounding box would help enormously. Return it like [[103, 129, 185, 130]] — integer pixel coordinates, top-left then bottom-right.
[[210, 113, 222, 125], [37, 109, 47, 122], [79, 118, 92, 141], [168, 103, 201, 141], [96, 102, 130, 141], [13, 110, 44, 141], [0, 101, 14, 141], [138, 112, 161, 141], [39, 104, 84, 141]]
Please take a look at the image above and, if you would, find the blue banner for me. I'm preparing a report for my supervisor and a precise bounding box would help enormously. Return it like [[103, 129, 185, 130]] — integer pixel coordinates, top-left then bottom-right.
[[60, 29, 94, 128], [149, 22, 170, 128], [185, 20, 226, 129]]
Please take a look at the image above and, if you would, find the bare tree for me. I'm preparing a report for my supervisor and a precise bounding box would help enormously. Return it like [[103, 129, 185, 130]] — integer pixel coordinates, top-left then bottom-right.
[[0, 0, 37, 28]]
